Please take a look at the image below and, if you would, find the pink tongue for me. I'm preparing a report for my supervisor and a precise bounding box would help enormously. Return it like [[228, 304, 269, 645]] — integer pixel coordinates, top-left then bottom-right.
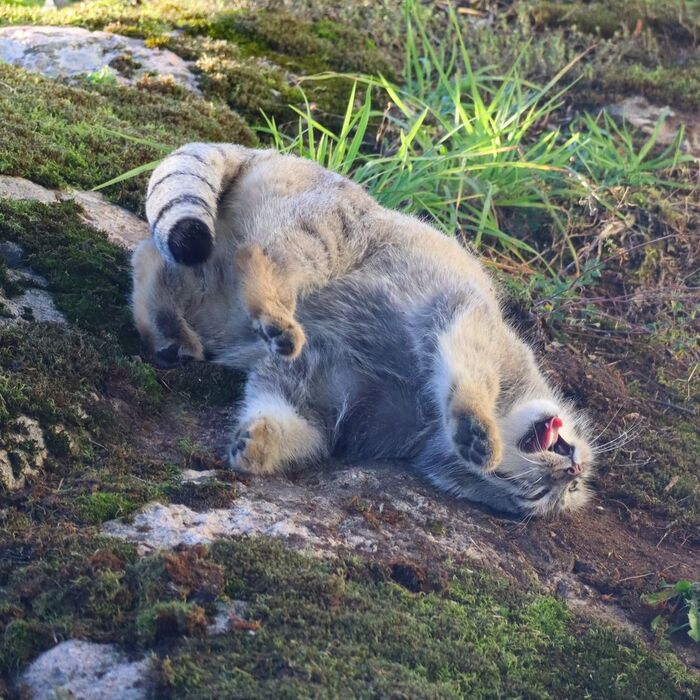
[[540, 416, 563, 450]]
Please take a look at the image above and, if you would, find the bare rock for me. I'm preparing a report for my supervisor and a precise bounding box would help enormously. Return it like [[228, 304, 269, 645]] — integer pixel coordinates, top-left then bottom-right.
[[607, 96, 700, 157], [180, 468, 221, 483], [0, 25, 200, 93], [0, 416, 47, 491], [0, 285, 66, 325], [19, 640, 153, 700], [70, 190, 150, 250], [0, 176, 150, 251], [103, 465, 500, 564], [0, 176, 59, 205]]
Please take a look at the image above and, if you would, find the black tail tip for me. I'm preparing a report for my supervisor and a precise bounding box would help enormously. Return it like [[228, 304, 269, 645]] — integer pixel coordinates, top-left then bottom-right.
[[168, 218, 213, 265]]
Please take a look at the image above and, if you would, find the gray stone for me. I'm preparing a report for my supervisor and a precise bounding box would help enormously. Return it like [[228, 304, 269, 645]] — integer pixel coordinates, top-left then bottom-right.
[[19, 640, 153, 700], [607, 96, 700, 157], [0, 176, 150, 251], [0, 240, 26, 268], [71, 189, 150, 250], [0, 285, 66, 326], [0, 176, 59, 205], [0, 25, 200, 93], [103, 465, 495, 562], [180, 468, 221, 483]]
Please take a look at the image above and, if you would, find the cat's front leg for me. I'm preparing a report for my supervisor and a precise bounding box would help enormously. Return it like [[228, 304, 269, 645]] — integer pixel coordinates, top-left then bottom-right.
[[447, 390, 502, 471], [235, 244, 307, 359]]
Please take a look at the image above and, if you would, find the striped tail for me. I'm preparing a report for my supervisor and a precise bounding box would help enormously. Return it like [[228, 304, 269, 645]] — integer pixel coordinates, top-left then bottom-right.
[[146, 142, 250, 265]]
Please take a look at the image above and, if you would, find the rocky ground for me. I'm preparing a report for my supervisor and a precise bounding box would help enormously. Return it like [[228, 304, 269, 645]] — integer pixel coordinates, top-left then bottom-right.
[[0, 1, 698, 698]]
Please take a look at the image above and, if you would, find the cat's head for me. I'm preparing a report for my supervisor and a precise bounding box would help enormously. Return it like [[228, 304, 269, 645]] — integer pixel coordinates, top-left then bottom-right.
[[131, 238, 250, 368], [496, 398, 594, 516]]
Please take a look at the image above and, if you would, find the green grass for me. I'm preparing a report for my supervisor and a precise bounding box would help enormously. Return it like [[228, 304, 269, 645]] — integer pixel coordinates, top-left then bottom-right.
[[261, 0, 689, 266]]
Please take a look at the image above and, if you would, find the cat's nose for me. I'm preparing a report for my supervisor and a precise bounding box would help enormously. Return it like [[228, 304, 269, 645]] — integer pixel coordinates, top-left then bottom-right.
[[567, 463, 583, 477]]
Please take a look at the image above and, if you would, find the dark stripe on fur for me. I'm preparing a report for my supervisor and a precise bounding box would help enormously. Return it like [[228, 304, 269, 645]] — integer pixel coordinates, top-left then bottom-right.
[[337, 209, 352, 240], [155, 308, 184, 340], [148, 171, 217, 199], [300, 219, 333, 265], [175, 151, 208, 166], [152, 194, 214, 234]]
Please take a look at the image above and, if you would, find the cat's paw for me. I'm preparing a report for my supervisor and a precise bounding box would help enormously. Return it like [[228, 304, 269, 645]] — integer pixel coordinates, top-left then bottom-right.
[[451, 410, 502, 470], [228, 417, 283, 474], [256, 317, 306, 359]]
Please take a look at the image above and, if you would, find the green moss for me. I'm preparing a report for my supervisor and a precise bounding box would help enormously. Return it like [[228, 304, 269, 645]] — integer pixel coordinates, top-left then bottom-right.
[[76, 492, 139, 525], [164, 362, 244, 406], [136, 601, 208, 646], [155, 538, 699, 698], [0, 199, 135, 345], [0, 323, 155, 428], [2, 533, 697, 694], [166, 480, 238, 512], [204, 11, 391, 75], [530, 1, 700, 42], [597, 62, 700, 110], [0, 259, 24, 298], [0, 1, 395, 127], [0, 620, 51, 675], [0, 63, 254, 212]]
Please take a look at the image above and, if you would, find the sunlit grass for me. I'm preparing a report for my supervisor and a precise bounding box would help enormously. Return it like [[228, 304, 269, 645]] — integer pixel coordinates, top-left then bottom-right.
[[260, 0, 691, 265]]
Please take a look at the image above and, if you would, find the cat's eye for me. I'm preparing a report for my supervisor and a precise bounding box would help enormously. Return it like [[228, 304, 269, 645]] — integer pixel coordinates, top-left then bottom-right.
[[524, 487, 551, 501]]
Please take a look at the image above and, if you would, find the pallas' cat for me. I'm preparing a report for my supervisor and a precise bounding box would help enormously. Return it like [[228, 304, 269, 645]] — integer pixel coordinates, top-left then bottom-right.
[[132, 143, 594, 516]]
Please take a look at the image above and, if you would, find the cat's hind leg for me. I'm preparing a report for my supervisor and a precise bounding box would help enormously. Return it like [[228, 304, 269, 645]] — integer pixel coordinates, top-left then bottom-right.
[[228, 356, 327, 475], [430, 303, 504, 471]]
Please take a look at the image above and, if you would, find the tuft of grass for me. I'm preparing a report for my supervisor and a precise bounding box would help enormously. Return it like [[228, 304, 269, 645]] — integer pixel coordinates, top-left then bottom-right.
[[644, 580, 700, 643], [260, 0, 691, 264]]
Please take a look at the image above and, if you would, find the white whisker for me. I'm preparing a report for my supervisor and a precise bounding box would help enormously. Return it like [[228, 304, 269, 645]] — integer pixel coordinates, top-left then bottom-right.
[[591, 406, 623, 446]]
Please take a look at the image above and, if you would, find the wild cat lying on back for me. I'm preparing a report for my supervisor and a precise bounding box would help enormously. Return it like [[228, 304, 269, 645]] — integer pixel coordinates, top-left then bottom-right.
[[132, 143, 594, 516]]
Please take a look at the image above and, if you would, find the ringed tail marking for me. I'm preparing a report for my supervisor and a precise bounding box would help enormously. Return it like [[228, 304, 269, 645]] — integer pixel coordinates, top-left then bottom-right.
[[145, 143, 251, 266]]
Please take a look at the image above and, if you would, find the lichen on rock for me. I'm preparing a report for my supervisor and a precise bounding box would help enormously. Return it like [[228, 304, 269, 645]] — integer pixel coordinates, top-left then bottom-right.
[[0, 415, 47, 491], [0, 25, 200, 93], [19, 640, 154, 700]]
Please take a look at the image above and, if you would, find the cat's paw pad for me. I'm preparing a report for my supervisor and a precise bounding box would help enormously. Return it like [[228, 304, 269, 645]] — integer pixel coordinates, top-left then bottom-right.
[[256, 318, 306, 359], [452, 412, 502, 470], [228, 418, 282, 474]]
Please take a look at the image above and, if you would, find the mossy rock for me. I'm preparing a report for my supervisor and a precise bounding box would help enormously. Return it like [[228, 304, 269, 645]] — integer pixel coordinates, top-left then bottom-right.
[[530, 1, 700, 42], [0, 63, 254, 212], [594, 62, 700, 110], [0, 1, 397, 125]]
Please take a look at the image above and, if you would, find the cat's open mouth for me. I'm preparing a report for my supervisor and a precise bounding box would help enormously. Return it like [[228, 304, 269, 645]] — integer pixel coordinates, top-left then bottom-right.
[[520, 416, 573, 456]]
